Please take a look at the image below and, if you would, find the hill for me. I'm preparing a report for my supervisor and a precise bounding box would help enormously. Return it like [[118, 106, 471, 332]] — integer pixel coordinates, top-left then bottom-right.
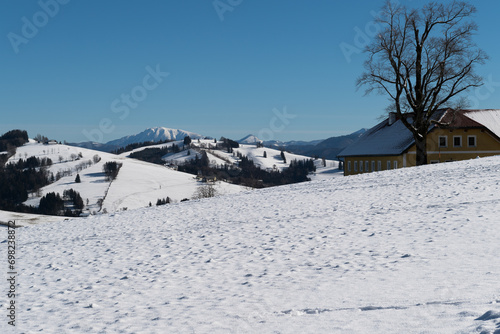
[[5, 156, 500, 332], [5, 141, 244, 215]]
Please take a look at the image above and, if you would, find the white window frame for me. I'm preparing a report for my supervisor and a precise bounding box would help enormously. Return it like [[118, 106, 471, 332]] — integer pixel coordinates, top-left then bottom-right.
[[439, 136, 448, 148], [453, 135, 462, 147], [354, 161, 358, 172], [365, 161, 369, 172], [393, 161, 398, 169], [387, 161, 391, 170], [347, 161, 351, 172], [377, 161, 382, 171], [359, 161, 363, 172], [467, 135, 477, 147], [371, 161, 375, 172]]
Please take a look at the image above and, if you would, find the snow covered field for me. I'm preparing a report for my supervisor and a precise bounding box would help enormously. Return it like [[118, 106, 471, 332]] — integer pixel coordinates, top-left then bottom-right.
[[2, 156, 500, 333]]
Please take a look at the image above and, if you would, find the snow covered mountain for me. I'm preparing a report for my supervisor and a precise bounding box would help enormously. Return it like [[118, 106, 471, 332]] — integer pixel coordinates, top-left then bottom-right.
[[106, 127, 203, 148], [70, 127, 204, 152], [5, 155, 500, 333], [238, 134, 262, 144]]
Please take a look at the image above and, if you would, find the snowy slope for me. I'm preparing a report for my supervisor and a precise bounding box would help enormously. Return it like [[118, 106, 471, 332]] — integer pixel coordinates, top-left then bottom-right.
[[3, 156, 500, 333]]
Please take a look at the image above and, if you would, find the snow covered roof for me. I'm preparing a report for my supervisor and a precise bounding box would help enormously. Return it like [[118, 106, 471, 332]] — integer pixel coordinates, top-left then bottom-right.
[[338, 109, 500, 158], [462, 109, 500, 139], [337, 119, 413, 157], [338, 110, 443, 157]]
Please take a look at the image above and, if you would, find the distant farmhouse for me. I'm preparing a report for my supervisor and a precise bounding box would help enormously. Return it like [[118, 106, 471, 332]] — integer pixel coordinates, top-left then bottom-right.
[[338, 109, 500, 176]]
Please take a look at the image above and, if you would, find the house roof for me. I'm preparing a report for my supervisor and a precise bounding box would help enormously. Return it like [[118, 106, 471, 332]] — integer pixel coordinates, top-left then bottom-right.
[[462, 109, 500, 138], [338, 109, 500, 158]]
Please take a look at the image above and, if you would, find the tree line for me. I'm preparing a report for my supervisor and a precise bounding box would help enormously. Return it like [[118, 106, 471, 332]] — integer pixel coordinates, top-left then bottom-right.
[[177, 150, 316, 188]]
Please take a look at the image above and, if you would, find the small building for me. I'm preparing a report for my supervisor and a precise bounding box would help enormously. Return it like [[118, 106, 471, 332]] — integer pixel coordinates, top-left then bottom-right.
[[338, 109, 500, 176]]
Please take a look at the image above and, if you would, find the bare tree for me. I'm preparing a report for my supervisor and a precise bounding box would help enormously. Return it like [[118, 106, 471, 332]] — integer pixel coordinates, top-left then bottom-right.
[[193, 184, 218, 200], [357, 1, 487, 165]]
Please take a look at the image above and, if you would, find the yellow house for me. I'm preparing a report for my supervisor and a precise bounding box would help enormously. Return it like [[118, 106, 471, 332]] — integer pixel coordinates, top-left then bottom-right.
[[338, 109, 500, 176]]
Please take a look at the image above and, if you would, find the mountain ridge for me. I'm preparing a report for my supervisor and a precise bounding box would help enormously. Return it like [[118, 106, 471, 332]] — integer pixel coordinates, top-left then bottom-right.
[[237, 129, 367, 160], [70, 127, 204, 152]]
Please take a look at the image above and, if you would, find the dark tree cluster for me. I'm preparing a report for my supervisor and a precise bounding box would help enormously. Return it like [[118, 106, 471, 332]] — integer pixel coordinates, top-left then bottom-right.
[[14, 156, 52, 169], [156, 197, 171, 206], [34, 134, 49, 143], [0, 155, 8, 168], [176, 151, 210, 175], [29, 189, 85, 217], [0, 130, 29, 151], [217, 137, 239, 153], [38, 192, 64, 216], [129, 143, 182, 164], [280, 150, 287, 163], [103, 161, 123, 181], [63, 188, 84, 215], [0, 164, 51, 211]]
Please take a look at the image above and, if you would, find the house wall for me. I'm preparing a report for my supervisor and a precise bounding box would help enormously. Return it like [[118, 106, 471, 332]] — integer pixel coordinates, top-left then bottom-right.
[[406, 128, 500, 164], [343, 128, 500, 176], [343, 155, 404, 176]]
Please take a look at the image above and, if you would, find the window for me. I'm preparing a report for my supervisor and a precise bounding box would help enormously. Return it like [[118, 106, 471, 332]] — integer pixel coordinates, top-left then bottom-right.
[[347, 161, 351, 172], [453, 136, 462, 147], [468, 135, 476, 147], [377, 161, 382, 171], [371, 161, 375, 172], [393, 161, 398, 169], [359, 161, 363, 172], [354, 161, 358, 172], [365, 161, 369, 172], [439, 136, 447, 148], [430, 160, 439, 164], [387, 161, 391, 170]]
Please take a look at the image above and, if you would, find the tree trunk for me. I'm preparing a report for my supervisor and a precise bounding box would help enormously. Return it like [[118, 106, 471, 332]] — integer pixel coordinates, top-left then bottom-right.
[[415, 134, 428, 166]]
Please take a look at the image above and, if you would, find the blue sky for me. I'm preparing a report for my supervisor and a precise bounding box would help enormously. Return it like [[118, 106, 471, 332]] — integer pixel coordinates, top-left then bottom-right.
[[1, 0, 500, 143]]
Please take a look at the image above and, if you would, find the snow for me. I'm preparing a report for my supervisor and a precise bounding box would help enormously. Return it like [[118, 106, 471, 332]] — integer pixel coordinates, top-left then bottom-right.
[[2, 155, 500, 333], [464, 109, 500, 138]]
